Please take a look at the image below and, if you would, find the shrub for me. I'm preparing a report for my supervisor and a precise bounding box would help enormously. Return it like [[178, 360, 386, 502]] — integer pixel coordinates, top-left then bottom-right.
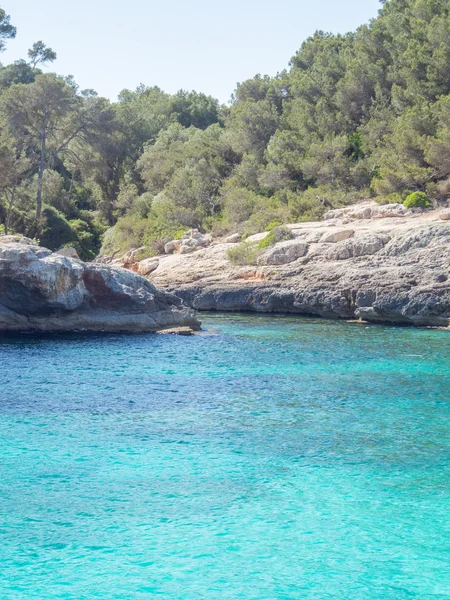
[[403, 192, 432, 209], [222, 187, 259, 227], [40, 206, 77, 250], [374, 192, 405, 205], [69, 218, 106, 261], [434, 178, 450, 200], [148, 236, 172, 256], [227, 242, 260, 266], [258, 225, 294, 249], [100, 214, 148, 257], [264, 220, 283, 231], [241, 197, 290, 237]]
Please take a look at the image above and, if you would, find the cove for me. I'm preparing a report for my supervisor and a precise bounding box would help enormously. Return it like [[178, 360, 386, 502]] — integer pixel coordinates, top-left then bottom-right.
[[0, 314, 449, 599]]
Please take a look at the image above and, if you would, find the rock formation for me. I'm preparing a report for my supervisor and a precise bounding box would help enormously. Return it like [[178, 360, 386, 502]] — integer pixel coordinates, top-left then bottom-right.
[[140, 203, 450, 327], [164, 229, 213, 255], [0, 237, 200, 333]]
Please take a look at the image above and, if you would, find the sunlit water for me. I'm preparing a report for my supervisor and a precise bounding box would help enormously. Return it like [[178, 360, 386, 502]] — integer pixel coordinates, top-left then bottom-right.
[[1, 314, 450, 599]]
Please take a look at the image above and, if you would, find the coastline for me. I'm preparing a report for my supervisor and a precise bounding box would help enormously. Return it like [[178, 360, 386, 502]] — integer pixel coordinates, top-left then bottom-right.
[[133, 203, 450, 329]]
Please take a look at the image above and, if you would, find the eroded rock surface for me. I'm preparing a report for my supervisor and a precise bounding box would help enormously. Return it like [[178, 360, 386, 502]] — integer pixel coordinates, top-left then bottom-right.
[[165, 229, 212, 255], [0, 238, 200, 333], [142, 203, 450, 327], [258, 240, 308, 266]]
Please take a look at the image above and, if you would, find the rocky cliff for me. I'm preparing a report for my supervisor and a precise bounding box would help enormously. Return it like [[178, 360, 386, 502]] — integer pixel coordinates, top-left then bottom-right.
[[0, 236, 200, 333], [135, 203, 450, 327]]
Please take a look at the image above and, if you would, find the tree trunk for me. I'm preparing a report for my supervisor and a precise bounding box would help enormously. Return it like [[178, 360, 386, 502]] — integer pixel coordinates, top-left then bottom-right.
[[36, 130, 47, 222], [5, 184, 16, 236], [106, 161, 122, 226]]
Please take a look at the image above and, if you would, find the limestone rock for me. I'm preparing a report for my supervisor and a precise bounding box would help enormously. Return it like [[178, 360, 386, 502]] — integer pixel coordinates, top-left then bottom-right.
[[326, 234, 390, 260], [258, 240, 308, 266], [0, 238, 200, 333], [138, 258, 159, 276], [56, 246, 80, 259], [100, 202, 450, 328], [179, 239, 199, 255], [224, 233, 241, 243], [245, 232, 269, 243], [324, 203, 410, 221], [0, 235, 35, 246], [440, 211, 450, 221], [164, 240, 181, 255], [321, 230, 355, 243], [165, 230, 213, 255]]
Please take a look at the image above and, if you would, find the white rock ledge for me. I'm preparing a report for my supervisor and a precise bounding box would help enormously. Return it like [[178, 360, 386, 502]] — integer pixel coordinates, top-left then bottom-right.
[[0, 237, 200, 334], [143, 203, 450, 328]]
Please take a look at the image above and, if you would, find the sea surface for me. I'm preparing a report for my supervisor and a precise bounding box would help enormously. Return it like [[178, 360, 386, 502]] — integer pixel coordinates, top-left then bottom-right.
[[1, 314, 450, 599]]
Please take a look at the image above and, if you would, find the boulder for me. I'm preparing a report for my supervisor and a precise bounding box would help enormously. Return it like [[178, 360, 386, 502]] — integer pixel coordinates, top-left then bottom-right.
[[138, 258, 159, 276], [0, 235, 35, 246], [224, 233, 241, 243], [326, 234, 391, 260], [111, 247, 147, 268], [179, 240, 198, 254], [440, 212, 450, 221], [324, 203, 410, 221], [321, 230, 355, 243], [56, 246, 80, 259], [164, 240, 181, 254], [258, 240, 308, 266], [0, 237, 200, 333], [165, 230, 212, 255]]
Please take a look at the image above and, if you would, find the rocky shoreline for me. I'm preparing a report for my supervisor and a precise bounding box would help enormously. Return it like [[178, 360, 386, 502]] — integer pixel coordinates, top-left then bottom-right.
[[0, 236, 200, 333], [107, 203, 450, 328]]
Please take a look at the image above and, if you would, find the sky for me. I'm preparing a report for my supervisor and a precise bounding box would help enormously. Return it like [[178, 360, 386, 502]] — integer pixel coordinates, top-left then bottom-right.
[[2, 0, 381, 103]]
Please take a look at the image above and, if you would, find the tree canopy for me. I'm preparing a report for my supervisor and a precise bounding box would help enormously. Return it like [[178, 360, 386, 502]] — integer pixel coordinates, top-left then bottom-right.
[[2, 0, 450, 259]]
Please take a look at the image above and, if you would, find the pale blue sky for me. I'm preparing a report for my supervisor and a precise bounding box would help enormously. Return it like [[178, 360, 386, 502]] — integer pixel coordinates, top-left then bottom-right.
[[2, 0, 381, 103]]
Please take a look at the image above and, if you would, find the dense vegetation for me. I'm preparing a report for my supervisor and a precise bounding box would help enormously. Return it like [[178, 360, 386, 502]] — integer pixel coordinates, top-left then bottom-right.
[[1, 0, 450, 259]]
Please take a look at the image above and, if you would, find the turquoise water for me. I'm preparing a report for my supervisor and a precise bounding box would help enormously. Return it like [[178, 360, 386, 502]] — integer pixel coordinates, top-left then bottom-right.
[[1, 315, 450, 599]]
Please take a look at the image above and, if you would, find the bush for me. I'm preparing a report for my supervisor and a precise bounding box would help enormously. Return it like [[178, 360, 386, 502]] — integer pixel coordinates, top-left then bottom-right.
[[264, 220, 283, 231], [374, 192, 405, 205], [258, 225, 294, 249], [403, 192, 432, 209], [40, 206, 77, 250], [241, 197, 290, 237], [100, 214, 148, 257], [227, 241, 260, 266], [69, 218, 106, 261]]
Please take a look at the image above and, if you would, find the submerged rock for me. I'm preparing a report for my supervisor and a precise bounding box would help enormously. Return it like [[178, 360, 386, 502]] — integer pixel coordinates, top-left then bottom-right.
[[0, 237, 200, 333]]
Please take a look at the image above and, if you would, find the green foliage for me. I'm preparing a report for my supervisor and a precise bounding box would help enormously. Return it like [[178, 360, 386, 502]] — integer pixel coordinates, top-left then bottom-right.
[[0, 8, 16, 52], [403, 191, 432, 208], [4, 0, 450, 258], [226, 242, 261, 266], [40, 206, 77, 250], [258, 226, 294, 249], [27, 41, 57, 68], [374, 192, 405, 205], [264, 220, 283, 231], [68, 218, 106, 261]]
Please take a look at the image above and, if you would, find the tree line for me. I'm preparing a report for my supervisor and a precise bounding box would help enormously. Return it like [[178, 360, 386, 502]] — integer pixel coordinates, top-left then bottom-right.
[[2, 0, 450, 259]]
